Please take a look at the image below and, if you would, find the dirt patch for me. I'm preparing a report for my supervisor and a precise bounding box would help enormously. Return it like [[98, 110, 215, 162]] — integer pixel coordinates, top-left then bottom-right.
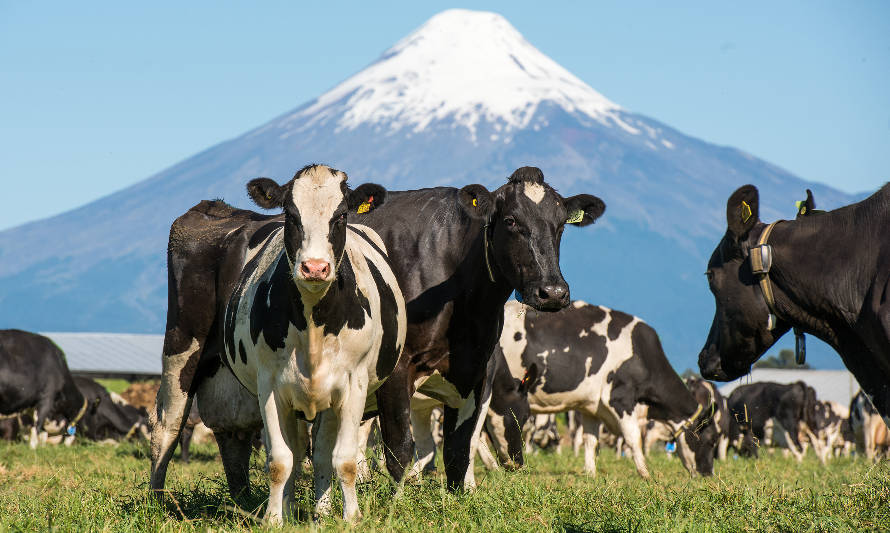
[[120, 382, 160, 411]]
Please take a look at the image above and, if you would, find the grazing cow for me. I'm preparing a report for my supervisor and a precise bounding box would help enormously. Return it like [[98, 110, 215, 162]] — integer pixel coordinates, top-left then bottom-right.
[[698, 184, 890, 428], [73, 377, 149, 442], [149, 165, 606, 496], [0, 330, 87, 448], [685, 377, 736, 460], [850, 390, 890, 461], [219, 165, 406, 522], [491, 300, 719, 478], [727, 381, 820, 462]]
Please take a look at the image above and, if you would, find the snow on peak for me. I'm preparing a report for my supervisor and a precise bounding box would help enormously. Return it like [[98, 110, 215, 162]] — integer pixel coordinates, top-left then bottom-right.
[[284, 9, 626, 139]]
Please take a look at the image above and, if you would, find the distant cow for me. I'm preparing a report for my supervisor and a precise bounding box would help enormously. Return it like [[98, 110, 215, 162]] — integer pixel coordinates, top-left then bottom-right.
[[221, 165, 406, 522], [491, 300, 719, 478], [850, 390, 889, 461], [150, 165, 606, 498], [698, 184, 890, 429], [727, 381, 820, 462], [0, 330, 87, 448], [685, 377, 739, 460], [73, 377, 149, 442]]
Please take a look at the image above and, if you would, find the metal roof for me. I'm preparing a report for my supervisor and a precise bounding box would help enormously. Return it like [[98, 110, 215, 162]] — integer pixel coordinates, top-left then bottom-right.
[[40, 332, 163, 376], [717, 368, 860, 407]]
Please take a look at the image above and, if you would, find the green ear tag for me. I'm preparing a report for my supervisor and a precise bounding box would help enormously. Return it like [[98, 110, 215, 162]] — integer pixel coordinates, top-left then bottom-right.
[[565, 209, 585, 224], [740, 201, 752, 223]]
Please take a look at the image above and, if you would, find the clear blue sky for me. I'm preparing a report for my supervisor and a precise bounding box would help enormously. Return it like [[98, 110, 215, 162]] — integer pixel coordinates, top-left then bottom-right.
[[1, 1, 888, 231]]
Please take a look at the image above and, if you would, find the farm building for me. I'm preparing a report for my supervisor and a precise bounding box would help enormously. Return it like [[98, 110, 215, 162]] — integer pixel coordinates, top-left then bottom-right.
[[717, 368, 860, 407], [40, 332, 163, 381]]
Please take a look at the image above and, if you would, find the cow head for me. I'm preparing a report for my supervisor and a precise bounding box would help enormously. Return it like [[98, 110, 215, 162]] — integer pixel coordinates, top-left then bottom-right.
[[698, 185, 792, 380], [487, 167, 605, 310], [247, 164, 386, 294], [485, 357, 540, 469], [678, 378, 722, 476]]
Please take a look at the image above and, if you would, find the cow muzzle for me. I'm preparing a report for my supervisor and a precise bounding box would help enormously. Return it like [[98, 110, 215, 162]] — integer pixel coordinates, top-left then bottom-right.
[[299, 259, 331, 282], [525, 283, 569, 311], [698, 347, 748, 382]]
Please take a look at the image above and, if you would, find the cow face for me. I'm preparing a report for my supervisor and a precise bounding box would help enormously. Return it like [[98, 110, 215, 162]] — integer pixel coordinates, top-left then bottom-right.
[[247, 165, 385, 293], [490, 167, 605, 311], [678, 410, 720, 476], [699, 185, 791, 380]]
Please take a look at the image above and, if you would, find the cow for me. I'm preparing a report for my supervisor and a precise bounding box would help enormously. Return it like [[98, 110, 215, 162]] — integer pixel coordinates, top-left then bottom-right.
[[490, 300, 719, 478], [0, 330, 88, 448], [698, 184, 890, 429], [850, 390, 889, 461], [215, 165, 406, 522], [73, 377, 149, 442], [149, 165, 606, 496], [806, 400, 850, 462], [685, 377, 736, 460], [726, 381, 820, 462]]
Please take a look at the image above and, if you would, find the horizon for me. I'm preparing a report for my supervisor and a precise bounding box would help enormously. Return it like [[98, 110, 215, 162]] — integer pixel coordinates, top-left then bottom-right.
[[1, 2, 888, 231]]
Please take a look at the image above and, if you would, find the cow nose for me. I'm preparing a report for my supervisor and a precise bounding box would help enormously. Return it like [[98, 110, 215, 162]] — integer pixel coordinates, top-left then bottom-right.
[[300, 259, 330, 281], [537, 284, 568, 305], [698, 349, 727, 381]]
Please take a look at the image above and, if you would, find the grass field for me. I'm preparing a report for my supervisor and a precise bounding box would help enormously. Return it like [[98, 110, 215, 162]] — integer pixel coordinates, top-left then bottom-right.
[[1, 439, 888, 532]]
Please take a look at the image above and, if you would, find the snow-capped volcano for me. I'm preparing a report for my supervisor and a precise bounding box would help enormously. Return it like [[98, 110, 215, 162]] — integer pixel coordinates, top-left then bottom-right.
[[279, 9, 627, 139], [0, 9, 861, 371]]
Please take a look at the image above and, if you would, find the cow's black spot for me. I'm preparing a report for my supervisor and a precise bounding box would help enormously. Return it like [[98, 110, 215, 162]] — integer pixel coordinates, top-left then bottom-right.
[[514, 332, 522, 341], [312, 257, 369, 336], [586, 332, 608, 375], [248, 222, 283, 249], [238, 340, 247, 365], [585, 305, 607, 325], [607, 310, 633, 340], [367, 260, 400, 379], [249, 254, 305, 351]]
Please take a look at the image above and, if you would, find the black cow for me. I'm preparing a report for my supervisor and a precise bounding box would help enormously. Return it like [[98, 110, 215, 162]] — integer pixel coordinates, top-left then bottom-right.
[[73, 377, 149, 442], [491, 300, 719, 478], [699, 184, 890, 429], [727, 381, 819, 461], [0, 330, 87, 448], [149, 166, 605, 495]]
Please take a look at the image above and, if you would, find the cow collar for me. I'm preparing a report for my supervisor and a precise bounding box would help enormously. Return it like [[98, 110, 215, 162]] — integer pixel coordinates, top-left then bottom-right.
[[67, 396, 89, 433], [672, 402, 704, 439], [482, 217, 496, 283], [750, 221, 806, 364]]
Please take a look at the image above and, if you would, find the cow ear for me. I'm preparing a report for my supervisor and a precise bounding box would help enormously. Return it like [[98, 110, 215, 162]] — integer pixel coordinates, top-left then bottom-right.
[[796, 189, 816, 218], [518, 363, 540, 394], [564, 194, 606, 226], [459, 184, 494, 220], [726, 185, 760, 240], [247, 178, 286, 210], [348, 183, 386, 214]]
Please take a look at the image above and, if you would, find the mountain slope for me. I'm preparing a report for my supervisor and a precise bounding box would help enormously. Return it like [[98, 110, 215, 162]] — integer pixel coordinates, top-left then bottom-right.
[[0, 9, 862, 370]]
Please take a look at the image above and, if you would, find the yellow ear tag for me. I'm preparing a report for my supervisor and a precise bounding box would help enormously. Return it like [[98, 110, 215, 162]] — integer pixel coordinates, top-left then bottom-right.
[[356, 202, 371, 214], [740, 201, 752, 223], [472, 198, 477, 207], [565, 209, 585, 224], [795, 200, 806, 215]]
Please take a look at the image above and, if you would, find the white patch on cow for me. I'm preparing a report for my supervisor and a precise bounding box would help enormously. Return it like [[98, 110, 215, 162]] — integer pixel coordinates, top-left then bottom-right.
[[500, 301, 528, 378], [456, 393, 477, 429], [572, 300, 588, 309], [578, 329, 588, 338], [563, 346, 570, 353], [675, 432, 697, 476], [289, 166, 347, 277], [523, 182, 545, 204]]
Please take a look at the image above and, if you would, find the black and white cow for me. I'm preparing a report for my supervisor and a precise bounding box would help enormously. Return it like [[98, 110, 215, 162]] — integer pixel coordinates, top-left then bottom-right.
[[73, 377, 149, 442], [0, 330, 87, 448], [685, 377, 735, 460], [698, 184, 890, 429], [492, 300, 719, 478], [850, 390, 890, 461], [149, 166, 606, 496], [219, 165, 406, 522], [727, 381, 819, 462]]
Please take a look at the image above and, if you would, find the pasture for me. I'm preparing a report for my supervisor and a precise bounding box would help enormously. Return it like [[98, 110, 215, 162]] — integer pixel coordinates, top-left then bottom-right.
[[1, 440, 888, 532]]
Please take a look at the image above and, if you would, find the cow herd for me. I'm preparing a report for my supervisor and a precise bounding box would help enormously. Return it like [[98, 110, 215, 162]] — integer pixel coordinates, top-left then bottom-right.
[[1, 164, 888, 524]]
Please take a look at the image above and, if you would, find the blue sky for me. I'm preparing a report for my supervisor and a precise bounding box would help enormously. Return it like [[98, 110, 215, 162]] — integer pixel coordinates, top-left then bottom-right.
[[1, 1, 888, 231]]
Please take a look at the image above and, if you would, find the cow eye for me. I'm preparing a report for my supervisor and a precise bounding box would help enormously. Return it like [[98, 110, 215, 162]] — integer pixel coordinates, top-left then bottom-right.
[[705, 270, 715, 283], [504, 216, 516, 228]]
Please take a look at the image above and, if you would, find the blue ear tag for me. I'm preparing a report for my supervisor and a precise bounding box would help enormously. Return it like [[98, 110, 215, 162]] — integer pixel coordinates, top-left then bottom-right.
[[67, 426, 76, 436], [665, 441, 676, 453], [514, 290, 523, 303]]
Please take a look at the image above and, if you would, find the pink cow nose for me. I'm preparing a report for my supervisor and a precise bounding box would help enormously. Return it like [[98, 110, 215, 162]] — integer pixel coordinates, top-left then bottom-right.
[[300, 259, 330, 281]]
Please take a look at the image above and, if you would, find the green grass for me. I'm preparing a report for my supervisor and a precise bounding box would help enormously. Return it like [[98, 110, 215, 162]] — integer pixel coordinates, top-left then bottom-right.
[[0, 440, 887, 532], [94, 379, 133, 395]]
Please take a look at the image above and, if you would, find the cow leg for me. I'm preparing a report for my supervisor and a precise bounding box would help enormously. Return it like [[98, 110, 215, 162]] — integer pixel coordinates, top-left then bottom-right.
[[150, 336, 202, 494], [179, 425, 194, 464], [718, 435, 729, 460], [617, 412, 649, 479], [259, 386, 297, 525], [215, 430, 254, 500], [783, 428, 804, 462], [330, 383, 368, 522], [572, 412, 584, 456], [376, 370, 415, 483], [579, 412, 601, 476], [407, 404, 437, 481], [355, 418, 376, 483], [311, 411, 337, 518], [477, 432, 499, 471], [443, 374, 493, 491]]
